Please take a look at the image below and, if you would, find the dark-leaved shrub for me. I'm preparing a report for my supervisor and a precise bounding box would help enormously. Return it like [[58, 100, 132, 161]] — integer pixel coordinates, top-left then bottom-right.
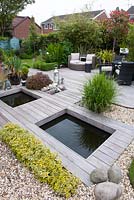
[[82, 73, 117, 113], [0, 123, 79, 198], [26, 72, 52, 90]]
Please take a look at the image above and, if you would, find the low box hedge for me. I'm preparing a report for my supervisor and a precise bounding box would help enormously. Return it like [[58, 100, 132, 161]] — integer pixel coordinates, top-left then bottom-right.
[[33, 61, 57, 71], [0, 123, 79, 198]]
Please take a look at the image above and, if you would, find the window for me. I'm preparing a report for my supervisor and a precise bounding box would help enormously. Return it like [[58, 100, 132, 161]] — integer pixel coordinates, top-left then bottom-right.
[[44, 24, 48, 29]]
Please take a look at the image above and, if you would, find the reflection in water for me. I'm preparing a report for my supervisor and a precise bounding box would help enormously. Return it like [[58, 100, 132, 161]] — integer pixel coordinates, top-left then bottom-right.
[[1, 92, 36, 107], [40, 114, 111, 158]]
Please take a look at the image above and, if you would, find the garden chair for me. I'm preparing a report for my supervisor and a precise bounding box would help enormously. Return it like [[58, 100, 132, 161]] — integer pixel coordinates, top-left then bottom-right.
[[116, 62, 134, 85]]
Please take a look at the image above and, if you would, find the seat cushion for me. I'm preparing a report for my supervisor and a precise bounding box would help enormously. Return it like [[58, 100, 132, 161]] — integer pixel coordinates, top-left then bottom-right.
[[85, 61, 92, 64], [71, 53, 80, 60], [101, 66, 112, 72], [86, 54, 95, 61], [115, 69, 120, 75], [70, 60, 85, 65]]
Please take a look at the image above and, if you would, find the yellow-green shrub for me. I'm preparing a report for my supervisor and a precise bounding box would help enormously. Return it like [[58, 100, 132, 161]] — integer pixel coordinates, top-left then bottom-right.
[[0, 123, 79, 198]]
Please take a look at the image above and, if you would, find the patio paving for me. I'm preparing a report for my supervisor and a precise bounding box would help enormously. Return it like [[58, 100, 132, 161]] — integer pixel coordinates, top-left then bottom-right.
[[29, 68, 134, 109], [0, 68, 134, 185]]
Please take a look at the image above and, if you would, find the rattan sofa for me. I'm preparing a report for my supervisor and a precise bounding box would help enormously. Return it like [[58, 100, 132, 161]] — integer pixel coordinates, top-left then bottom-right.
[[68, 53, 96, 71]]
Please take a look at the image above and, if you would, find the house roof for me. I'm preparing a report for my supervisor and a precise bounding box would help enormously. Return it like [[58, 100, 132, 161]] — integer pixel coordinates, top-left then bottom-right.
[[41, 10, 106, 24], [12, 16, 41, 29], [127, 6, 134, 14]]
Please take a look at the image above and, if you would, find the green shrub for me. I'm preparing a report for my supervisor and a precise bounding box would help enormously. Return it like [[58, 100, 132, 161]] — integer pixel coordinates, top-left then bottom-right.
[[19, 52, 33, 59], [26, 72, 53, 90], [97, 50, 113, 64], [0, 36, 9, 41], [129, 159, 134, 188], [0, 123, 79, 198], [45, 43, 64, 65], [33, 60, 57, 71], [0, 48, 6, 61], [82, 73, 117, 113], [21, 66, 29, 80]]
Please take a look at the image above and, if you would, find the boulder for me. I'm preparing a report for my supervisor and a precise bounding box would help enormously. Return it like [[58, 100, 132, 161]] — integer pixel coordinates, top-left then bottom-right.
[[108, 165, 122, 184], [94, 182, 122, 200], [90, 168, 108, 184]]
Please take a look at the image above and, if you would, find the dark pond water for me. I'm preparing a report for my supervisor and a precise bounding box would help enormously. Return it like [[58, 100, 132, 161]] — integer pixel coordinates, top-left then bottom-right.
[[1, 92, 36, 107], [40, 114, 111, 158]]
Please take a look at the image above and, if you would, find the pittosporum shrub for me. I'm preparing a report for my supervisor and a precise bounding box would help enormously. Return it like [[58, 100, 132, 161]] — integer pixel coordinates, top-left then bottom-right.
[[82, 73, 117, 113], [0, 123, 79, 198], [26, 72, 52, 90]]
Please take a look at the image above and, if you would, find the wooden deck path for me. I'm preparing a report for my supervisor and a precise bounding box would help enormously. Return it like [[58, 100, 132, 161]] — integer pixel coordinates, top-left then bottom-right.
[[0, 68, 134, 185], [0, 113, 9, 128]]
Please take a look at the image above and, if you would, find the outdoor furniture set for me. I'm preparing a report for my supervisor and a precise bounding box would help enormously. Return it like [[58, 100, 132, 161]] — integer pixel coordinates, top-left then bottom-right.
[[68, 53, 96, 72], [99, 56, 134, 86]]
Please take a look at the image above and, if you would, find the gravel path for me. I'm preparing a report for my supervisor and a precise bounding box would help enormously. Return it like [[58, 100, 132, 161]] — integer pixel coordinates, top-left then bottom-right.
[[0, 105, 134, 200]]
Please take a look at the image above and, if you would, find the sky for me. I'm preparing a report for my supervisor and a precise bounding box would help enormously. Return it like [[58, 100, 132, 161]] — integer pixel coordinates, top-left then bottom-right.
[[20, 0, 134, 25]]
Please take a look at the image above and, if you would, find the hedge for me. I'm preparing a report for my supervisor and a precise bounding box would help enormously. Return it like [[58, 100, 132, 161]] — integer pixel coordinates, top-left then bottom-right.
[[33, 61, 57, 71], [0, 123, 79, 198]]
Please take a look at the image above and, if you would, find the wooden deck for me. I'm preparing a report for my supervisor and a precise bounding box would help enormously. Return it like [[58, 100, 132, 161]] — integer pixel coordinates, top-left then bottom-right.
[[0, 68, 134, 185]]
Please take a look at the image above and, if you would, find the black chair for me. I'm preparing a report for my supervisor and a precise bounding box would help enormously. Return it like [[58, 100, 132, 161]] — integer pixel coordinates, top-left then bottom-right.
[[117, 62, 134, 85], [98, 58, 112, 75], [99, 55, 123, 76]]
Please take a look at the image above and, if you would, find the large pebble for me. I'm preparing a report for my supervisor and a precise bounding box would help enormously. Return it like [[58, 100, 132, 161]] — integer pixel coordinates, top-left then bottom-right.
[[94, 182, 122, 200], [108, 165, 122, 184], [90, 168, 108, 184]]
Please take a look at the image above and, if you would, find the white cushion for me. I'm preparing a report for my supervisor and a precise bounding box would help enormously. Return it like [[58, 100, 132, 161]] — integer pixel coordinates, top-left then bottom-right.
[[86, 54, 95, 61], [71, 53, 80, 60], [85, 61, 92, 64], [70, 60, 85, 65], [115, 69, 120, 75], [101, 66, 112, 72]]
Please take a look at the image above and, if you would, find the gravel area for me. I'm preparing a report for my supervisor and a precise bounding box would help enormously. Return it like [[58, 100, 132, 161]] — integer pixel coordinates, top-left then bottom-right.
[[0, 104, 134, 200], [104, 104, 134, 125], [0, 141, 95, 200]]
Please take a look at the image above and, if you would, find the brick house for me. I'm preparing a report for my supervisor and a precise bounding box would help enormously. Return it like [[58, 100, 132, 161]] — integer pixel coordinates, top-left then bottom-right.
[[12, 16, 41, 39], [41, 10, 108, 34], [127, 6, 134, 22]]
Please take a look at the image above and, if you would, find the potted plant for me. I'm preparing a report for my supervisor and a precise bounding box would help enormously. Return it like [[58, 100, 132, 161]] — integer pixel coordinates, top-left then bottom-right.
[[21, 66, 29, 86], [97, 50, 113, 64], [8, 56, 22, 85]]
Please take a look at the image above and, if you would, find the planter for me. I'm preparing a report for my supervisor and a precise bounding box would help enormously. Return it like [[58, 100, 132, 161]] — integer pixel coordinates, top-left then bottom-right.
[[8, 74, 21, 85]]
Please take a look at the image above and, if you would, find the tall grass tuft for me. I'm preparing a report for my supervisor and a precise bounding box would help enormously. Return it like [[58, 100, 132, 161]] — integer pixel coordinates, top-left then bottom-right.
[[82, 73, 117, 113]]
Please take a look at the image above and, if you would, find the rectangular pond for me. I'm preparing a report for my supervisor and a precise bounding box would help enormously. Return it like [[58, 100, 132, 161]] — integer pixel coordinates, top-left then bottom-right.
[[40, 114, 111, 158], [0, 92, 37, 107]]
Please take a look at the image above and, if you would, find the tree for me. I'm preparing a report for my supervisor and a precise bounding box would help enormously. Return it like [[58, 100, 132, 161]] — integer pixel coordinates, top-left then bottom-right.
[[57, 13, 102, 53], [126, 24, 134, 61], [107, 9, 129, 52], [0, 0, 35, 36]]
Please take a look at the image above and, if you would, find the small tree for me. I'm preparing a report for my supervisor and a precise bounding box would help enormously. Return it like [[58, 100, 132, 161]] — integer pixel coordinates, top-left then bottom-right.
[[29, 17, 39, 56], [126, 24, 134, 61], [107, 9, 129, 52], [0, 0, 35, 36]]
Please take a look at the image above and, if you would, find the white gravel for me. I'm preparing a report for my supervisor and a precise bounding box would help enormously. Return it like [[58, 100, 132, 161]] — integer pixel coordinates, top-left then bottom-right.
[[0, 104, 134, 200], [104, 104, 134, 126]]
